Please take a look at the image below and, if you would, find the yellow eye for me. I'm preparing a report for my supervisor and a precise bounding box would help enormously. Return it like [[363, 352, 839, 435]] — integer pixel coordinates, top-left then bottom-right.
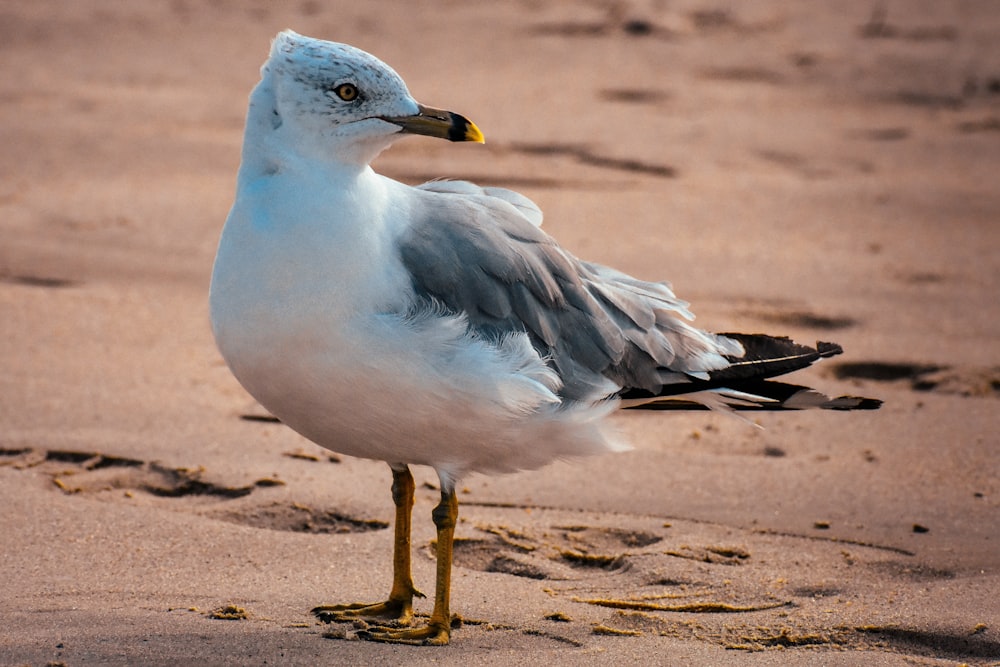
[[334, 83, 359, 101]]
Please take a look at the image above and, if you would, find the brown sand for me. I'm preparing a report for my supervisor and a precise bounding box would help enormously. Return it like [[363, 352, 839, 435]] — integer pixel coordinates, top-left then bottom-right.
[[2, 2, 998, 664]]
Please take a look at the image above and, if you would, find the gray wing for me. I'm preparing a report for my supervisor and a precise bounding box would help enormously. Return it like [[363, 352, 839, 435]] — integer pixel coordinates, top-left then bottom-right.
[[399, 181, 743, 401]]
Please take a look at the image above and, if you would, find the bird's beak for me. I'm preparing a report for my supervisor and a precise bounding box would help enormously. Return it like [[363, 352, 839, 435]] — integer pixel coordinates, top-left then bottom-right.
[[380, 104, 485, 143]]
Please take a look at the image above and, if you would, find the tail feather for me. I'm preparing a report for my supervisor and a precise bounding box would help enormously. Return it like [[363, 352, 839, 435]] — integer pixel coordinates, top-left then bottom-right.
[[619, 334, 882, 411], [622, 380, 882, 411]]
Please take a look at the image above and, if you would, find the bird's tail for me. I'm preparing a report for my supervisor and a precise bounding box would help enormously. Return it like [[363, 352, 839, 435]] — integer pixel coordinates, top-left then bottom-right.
[[620, 334, 882, 411]]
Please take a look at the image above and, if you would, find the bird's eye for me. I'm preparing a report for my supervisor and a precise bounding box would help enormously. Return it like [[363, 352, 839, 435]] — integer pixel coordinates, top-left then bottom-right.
[[333, 83, 360, 102]]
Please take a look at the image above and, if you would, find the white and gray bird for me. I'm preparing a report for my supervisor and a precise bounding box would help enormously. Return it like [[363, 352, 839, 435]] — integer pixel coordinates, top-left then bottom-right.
[[209, 30, 879, 645]]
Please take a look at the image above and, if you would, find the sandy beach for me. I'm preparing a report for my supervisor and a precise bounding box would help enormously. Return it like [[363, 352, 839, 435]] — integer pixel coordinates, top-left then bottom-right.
[[2, 1, 998, 664]]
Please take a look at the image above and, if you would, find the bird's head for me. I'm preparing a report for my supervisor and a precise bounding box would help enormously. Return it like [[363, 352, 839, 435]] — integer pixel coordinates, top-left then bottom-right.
[[252, 30, 484, 166]]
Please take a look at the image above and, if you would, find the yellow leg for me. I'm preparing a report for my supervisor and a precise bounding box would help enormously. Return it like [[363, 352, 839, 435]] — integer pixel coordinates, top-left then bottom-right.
[[313, 465, 423, 625], [359, 484, 458, 646]]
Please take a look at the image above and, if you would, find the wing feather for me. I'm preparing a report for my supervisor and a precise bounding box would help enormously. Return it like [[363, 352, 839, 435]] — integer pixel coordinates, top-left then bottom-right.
[[399, 184, 736, 400]]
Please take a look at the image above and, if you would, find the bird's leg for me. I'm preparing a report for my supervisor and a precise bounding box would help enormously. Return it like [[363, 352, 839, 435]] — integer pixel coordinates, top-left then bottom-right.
[[313, 464, 423, 625], [360, 477, 459, 646]]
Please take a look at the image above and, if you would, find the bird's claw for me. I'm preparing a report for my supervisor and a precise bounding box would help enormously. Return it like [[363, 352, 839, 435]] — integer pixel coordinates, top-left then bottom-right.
[[355, 621, 451, 646], [312, 599, 415, 626]]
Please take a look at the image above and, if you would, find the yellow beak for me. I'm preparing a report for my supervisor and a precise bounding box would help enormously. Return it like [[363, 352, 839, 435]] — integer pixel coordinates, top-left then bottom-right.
[[381, 104, 485, 143]]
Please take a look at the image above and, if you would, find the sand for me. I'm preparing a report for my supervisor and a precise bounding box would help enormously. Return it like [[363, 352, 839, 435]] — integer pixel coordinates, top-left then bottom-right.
[[1, 1, 998, 664]]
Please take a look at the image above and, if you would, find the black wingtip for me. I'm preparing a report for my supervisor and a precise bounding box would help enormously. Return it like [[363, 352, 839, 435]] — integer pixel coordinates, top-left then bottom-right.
[[619, 334, 882, 411], [829, 396, 883, 410], [710, 333, 837, 384], [816, 341, 844, 358]]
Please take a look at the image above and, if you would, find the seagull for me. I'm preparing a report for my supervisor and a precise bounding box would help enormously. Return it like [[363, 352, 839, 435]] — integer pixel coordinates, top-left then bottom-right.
[[209, 30, 879, 645]]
